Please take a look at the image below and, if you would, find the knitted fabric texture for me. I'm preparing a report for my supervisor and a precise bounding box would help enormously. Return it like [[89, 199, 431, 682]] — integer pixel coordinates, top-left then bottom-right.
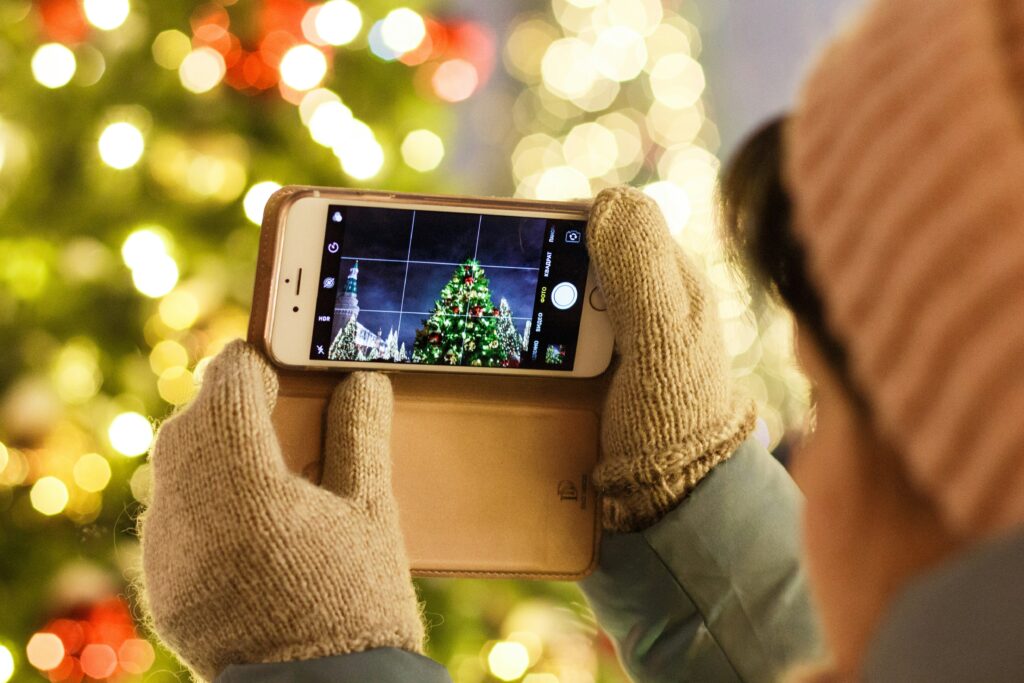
[[588, 186, 755, 533], [139, 341, 424, 682], [788, 0, 1024, 538]]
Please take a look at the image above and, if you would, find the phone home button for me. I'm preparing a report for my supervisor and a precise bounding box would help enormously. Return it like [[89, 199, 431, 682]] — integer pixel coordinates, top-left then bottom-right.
[[589, 287, 607, 311]]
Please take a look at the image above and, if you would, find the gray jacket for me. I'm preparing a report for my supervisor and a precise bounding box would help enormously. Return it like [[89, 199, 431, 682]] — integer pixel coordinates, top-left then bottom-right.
[[216, 439, 1024, 682]]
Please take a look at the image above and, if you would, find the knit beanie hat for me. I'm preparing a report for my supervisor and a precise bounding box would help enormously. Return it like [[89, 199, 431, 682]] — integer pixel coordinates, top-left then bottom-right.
[[787, 0, 1024, 540]]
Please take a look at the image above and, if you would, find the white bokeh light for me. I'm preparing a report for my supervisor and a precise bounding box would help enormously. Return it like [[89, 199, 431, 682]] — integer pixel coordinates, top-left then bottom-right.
[[98, 122, 144, 169], [334, 119, 384, 180], [84, 0, 130, 31], [280, 45, 328, 91], [534, 165, 591, 200], [244, 181, 282, 224], [131, 253, 179, 297], [32, 43, 77, 89], [108, 412, 154, 457], [308, 100, 353, 147], [179, 47, 226, 94], [541, 38, 597, 100], [314, 0, 363, 46], [380, 8, 426, 54]]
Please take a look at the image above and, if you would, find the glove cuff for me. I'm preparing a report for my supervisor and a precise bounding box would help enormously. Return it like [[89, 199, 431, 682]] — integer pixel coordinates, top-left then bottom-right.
[[599, 401, 757, 533]]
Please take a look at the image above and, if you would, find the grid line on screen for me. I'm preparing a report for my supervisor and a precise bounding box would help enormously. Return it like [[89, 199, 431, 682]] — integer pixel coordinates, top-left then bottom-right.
[[394, 210, 416, 342], [339, 255, 539, 271]]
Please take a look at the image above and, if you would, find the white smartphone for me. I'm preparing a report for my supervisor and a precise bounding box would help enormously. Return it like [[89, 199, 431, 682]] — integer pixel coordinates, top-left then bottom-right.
[[263, 187, 614, 378]]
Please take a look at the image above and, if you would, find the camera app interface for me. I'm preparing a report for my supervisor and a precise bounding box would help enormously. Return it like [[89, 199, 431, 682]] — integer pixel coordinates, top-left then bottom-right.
[[309, 204, 589, 371]]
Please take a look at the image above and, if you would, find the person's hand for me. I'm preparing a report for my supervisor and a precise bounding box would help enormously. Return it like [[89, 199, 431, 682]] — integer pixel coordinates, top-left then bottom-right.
[[138, 341, 423, 682], [587, 186, 756, 532]]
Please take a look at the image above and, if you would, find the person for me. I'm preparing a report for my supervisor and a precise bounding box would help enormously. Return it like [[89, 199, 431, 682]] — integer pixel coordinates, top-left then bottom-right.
[[139, 0, 1024, 680]]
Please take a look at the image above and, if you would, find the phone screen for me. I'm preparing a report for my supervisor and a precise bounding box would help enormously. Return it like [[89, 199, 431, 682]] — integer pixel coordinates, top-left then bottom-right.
[[309, 204, 589, 371]]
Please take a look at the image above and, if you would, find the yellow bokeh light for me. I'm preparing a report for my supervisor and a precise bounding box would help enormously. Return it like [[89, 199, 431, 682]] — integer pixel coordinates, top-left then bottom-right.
[[380, 8, 426, 54], [487, 641, 531, 682], [108, 412, 153, 457], [159, 289, 200, 330], [30, 477, 69, 516], [564, 122, 618, 178], [504, 19, 559, 83], [595, 0, 663, 36], [73, 453, 112, 493], [593, 27, 647, 82], [597, 111, 644, 169], [646, 101, 703, 147], [158, 366, 196, 405], [243, 181, 282, 224], [333, 119, 384, 180], [130, 462, 152, 505], [649, 53, 705, 109], [314, 0, 363, 46], [32, 43, 77, 89], [26, 633, 64, 671], [534, 166, 590, 201], [541, 38, 597, 100], [0, 644, 13, 683], [179, 47, 226, 94], [0, 448, 28, 486], [51, 342, 102, 404], [308, 100, 353, 147], [149, 339, 189, 374], [280, 45, 328, 91], [84, 0, 130, 31], [132, 253, 179, 297], [400, 129, 444, 172], [152, 29, 191, 70], [523, 675, 559, 683], [0, 442, 7, 472], [98, 121, 144, 169], [512, 133, 563, 183], [645, 22, 692, 72]]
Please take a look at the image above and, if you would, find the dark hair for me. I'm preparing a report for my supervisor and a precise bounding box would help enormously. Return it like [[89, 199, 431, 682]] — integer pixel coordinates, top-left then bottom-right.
[[719, 117, 861, 406]]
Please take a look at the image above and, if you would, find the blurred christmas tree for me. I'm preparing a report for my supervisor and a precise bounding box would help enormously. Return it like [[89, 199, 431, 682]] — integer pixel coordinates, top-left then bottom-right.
[[412, 259, 505, 367], [0, 0, 628, 681]]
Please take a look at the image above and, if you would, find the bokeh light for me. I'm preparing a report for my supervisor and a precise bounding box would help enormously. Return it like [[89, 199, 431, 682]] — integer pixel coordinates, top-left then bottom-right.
[[0, 644, 13, 683], [308, 100, 353, 147], [73, 453, 112, 493], [432, 59, 478, 102], [644, 180, 691, 234], [117, 639, 155, 674], [534, 166, 590, 200], [649, 53, 705, 109], [279, 45, 328, 91], [593, 26, 647, 82], [121, 228, 168, 269], [401, 129, 445, 172], [149, 340, 189, 374], [30, 477, 70, 516], [159, 289, 200, 330], [243, 181, 282, 224], [333, 119, 384, 179], [541, 38, 596, 100], [25, 633, 63, 671], [380, 8, 426, 54], [488, 641, 531, 681], [108, 412, 153, 457], [564, 122, 617, 178], [32, 43, 77, 89], [83, 0, 130, 31], [131, 252, 179, 297], [98, 122, 144, 169], [158, 367, 196, 405], [80, 643, 118, 678], [152, 29, 191, 70], [179, 47, 226, 94], [313, 0, 363, 46], [0, 442, 8, 473]]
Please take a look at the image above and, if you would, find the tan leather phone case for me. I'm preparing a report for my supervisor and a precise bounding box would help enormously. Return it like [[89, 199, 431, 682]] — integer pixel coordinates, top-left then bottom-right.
[[248, 186, 609, 580]]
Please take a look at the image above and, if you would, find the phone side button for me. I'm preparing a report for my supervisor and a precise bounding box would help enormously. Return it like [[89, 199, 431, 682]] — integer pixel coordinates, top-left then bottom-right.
[[589, 286, 607, 311]]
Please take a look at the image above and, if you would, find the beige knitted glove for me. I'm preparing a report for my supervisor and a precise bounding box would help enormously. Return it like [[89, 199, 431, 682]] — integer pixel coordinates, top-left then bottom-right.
[[588, 186, 756, 532], [139, 341, 423, 682]]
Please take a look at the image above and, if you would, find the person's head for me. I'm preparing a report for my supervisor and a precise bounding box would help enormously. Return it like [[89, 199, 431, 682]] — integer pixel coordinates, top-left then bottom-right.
[[720, 0, 1024, 673]]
